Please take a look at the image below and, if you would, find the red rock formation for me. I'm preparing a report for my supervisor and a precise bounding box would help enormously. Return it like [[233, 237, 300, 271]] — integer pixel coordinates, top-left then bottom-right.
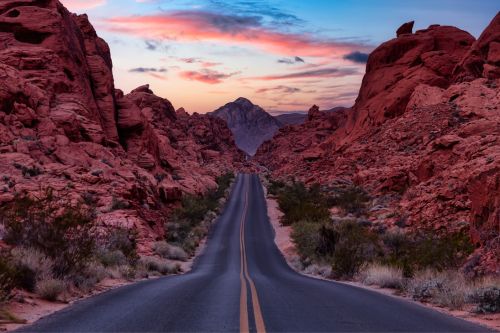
[[256, 16, 500, 274], [396, 21, 414, 37], [0, 0, 244, 252]]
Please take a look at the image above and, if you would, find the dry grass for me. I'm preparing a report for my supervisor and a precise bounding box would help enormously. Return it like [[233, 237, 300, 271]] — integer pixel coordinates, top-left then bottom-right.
[[138, 256, 180, 275], [358, 264, 404, 289], [11, 247, 53, 280], [153, 241, 188, 261], [35, 278, 66, 301]]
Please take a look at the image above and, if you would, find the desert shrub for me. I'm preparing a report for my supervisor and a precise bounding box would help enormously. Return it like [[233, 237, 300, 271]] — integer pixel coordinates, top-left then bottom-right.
[[71, 261, 108, 292], [35, 278, 66, 301], [359, 263, 404, 289], [381, 230, 474, 277], [8, 247, 55, 293], [103, 227, 139, 264], [331, 186, 370, 215], [165, 172, 234, 252], [138, 256, 180, 275], [0, 256, 15, 302], [0, 188, 97, 277], [291, 221, 322, 261], [406, 270, 470, 309], [471, 287, 500, 314], [329, 221, 380, 279], [292, 220, 380, 278], [98, 249, 127, 267], [154, 241, 188, 261], [267, 179, 285, 196], [277, 182, 331, 226]]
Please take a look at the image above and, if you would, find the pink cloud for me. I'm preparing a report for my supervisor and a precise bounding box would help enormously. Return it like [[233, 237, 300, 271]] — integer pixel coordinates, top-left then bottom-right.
[[62, 0, 106, 11], [103, 11, 371, 58], [179, 69, 239, 84]]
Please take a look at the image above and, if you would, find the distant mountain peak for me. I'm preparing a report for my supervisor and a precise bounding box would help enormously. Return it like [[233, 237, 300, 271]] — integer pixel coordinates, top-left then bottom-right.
[[210, 98, 281, 155]]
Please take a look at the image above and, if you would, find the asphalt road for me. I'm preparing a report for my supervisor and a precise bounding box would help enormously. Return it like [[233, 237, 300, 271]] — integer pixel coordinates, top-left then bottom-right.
[[20, 174, 493, 332]]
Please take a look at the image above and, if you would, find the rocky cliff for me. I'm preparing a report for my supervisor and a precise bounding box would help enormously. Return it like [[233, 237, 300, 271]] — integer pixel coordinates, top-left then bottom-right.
[[0, 0, 244, 251], [256, 14, 500, 274], [211, 97, 282, 156]]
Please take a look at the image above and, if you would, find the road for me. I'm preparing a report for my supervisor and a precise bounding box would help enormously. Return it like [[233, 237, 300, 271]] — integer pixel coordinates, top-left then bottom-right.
[[21, 174, 492, 332]]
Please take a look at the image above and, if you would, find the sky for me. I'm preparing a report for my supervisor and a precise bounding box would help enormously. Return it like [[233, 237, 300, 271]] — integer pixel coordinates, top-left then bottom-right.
[[62, 0, 498, 115]]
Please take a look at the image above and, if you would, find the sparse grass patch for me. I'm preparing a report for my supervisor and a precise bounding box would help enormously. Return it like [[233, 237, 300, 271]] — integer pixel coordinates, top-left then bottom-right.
[[35, 278, 66, 302], [358, 263, 404, 289], [138, 256, 180, 275]]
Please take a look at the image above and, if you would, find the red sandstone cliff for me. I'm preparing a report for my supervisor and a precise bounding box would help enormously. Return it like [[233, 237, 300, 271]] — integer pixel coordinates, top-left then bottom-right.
[[0, 0, 244, 251], [256, 14, 500, 274]]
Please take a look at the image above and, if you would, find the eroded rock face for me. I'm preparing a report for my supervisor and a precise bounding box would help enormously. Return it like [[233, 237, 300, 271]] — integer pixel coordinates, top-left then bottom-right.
[[256, 16, 500, 274], [0, 0, 244, 252]]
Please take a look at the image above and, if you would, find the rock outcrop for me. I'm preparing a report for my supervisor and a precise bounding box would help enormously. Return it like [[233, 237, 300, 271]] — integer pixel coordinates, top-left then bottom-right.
[[0, 0, 244, 252], [256, 14, 500, 274], [210, 98, 282, 156]]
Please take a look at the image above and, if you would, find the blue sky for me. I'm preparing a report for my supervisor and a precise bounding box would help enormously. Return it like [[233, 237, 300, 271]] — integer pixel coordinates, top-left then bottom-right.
[[63, 0, 498, 114]]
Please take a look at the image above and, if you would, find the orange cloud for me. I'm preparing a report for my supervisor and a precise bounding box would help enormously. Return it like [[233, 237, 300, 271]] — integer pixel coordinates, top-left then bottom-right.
[[103, 11, 371, 57], [62, 0, 106, 11]]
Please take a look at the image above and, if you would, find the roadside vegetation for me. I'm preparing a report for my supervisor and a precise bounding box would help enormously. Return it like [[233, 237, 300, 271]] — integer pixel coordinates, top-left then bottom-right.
[[164, 172, 234, 254], [267, 178, 499, 314], [0, 172, 234, 323]]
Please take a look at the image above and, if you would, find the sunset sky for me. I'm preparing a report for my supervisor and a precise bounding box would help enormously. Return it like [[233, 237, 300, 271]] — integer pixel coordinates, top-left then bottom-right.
[[62, 0, 497, 114]]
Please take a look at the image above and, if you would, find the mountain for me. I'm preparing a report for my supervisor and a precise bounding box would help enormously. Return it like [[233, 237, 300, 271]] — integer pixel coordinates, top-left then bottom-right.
[[274, 113, 307, 126], [256, 15, 500, 274], [211, 97, 282, 155], [0, 0, 244, 248]]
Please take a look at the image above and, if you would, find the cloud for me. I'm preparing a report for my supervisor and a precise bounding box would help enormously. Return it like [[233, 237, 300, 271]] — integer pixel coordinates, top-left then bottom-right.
[[179, 69, 239, 84], [343, 51, 370, 64], [256, 85, 301, 94], [104, 11, 371, 58], [178, 57, 221, 67], [129, 67, 167, 73], [251, 68, 359, 81], [62, 0, 106, 11], [278, 56, 305, 64]]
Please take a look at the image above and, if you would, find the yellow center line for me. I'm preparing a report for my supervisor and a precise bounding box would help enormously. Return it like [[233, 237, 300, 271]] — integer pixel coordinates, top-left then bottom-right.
[[239, 176, 267, 333]]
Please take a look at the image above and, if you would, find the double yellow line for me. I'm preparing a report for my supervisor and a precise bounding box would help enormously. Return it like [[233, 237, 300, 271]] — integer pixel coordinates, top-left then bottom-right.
[[239, 177, 267, 333]]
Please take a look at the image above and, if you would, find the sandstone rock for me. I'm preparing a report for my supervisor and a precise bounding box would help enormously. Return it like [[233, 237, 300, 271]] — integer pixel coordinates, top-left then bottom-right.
[[396, 21, 414, 37], [255, 15, 500, 274]]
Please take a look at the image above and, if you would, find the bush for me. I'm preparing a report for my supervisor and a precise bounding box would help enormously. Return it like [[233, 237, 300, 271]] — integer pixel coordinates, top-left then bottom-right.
[[10, 247, 54, 290], [153, 241, 189, 261], [35, 278, 66, 301], [381, 230, 474, 277], [268, 179, 285, 196], [359, 264, 404, 289], [105, 228, 139, 264], [406, 270, 470, 310], [329, 221, 380, 279], [138, 256, 180, 275], [291, 221, 322, 261], [331, 186, 369, 216], [277, 182, 331, 226], [472, 287, 500, 314], [98, 249, 127, 267], [165, 172, 234, 252], [1, 188, 97, 277]]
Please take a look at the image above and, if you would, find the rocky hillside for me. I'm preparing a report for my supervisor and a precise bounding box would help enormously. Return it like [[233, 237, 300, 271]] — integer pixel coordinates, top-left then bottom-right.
[[0, 0, 244, 251], [274, 113, 307, 126], [256, 14, 500, 274], [211, 97, 282, 155]]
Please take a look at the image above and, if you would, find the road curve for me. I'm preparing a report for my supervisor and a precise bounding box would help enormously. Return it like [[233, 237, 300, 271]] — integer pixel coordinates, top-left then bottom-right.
[[20, 174, 493, 332]]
